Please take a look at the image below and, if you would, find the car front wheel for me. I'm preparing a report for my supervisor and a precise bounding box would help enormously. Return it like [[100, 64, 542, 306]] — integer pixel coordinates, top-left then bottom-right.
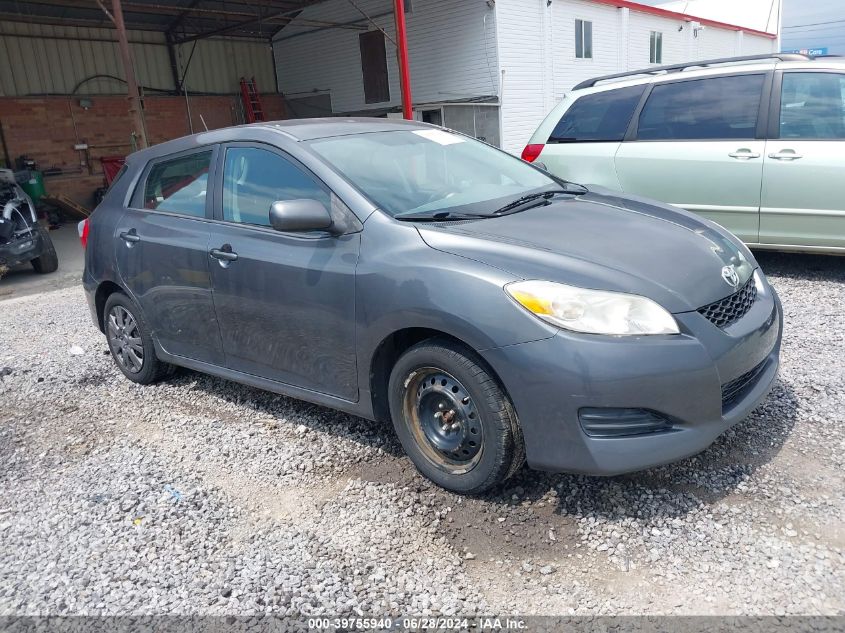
[[30, 226, 58, 274], [388, 339, 524, 495]]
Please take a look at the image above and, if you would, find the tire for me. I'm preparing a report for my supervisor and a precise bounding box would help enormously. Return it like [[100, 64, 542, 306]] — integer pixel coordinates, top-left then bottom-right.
[[103, 292, 173, 385], [388, 338, 525, 495], [30, 226, 59, 274]]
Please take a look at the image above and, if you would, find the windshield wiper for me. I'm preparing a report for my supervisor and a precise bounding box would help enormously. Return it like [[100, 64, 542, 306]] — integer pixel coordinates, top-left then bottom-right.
[[395, 210, 494, 222], [493, 187, 585, 216]]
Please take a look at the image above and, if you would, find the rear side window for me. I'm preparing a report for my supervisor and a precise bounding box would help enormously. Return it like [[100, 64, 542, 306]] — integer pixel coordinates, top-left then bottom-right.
[[779, 72, 845, 139], [637, 74, 764, 140], [549, 85, 645, 143], [143, 151, 212, 217]]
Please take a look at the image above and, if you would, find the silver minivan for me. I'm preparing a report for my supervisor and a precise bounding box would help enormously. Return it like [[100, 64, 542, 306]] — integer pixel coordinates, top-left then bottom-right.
[[524, 53, 845, 254]]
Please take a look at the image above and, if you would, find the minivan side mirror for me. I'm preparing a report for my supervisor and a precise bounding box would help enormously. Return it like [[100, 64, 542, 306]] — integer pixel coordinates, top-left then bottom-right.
[[269, 199, 334, 233]]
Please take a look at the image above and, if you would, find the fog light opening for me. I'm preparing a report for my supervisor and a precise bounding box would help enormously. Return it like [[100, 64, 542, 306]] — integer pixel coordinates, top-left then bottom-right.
[[578, 408, 674, 438]]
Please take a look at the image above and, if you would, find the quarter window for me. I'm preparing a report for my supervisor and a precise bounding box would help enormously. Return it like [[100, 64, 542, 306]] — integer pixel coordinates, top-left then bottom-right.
[[779, 73, 845, 139], [222, 147, 329, 227], [649, 31, 662, 64], [550, 85, 645, 143], [575, 19, 593, 59], [636, 74, 765, 140], [143, 151, 212, 217]]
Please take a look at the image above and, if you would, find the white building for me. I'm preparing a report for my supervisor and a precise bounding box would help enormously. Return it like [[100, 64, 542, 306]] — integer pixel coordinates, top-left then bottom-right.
[[273, 0, 777, 155]]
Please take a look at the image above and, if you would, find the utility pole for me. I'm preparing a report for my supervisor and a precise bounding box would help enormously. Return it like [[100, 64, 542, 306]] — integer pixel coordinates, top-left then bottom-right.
[[109, 0, 148, 148], [393, 0, 413, 120]]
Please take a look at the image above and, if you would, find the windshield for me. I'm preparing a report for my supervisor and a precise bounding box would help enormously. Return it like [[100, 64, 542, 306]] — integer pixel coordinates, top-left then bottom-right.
[[306, 129, 558, 217]]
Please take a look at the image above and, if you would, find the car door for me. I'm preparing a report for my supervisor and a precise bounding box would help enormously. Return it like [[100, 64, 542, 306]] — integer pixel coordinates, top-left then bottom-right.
[[116, 146, 225, 365], [207, 143, 360, 401], [614, 73, 771, 243], [759, 70, 845, 249]]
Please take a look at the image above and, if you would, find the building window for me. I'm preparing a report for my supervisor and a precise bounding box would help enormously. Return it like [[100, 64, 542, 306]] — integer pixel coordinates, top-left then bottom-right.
[[575, 19, 593, 59], [359, 30, 390, 104], [650, 31, 663, 64]]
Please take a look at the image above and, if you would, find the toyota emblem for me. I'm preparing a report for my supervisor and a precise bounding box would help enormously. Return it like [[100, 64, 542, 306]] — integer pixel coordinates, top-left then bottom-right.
[[721, 265, 739, 288]]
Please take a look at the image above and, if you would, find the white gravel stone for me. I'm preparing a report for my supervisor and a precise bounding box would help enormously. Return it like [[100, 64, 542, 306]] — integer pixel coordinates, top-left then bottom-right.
[[0, 251, 843, 617]]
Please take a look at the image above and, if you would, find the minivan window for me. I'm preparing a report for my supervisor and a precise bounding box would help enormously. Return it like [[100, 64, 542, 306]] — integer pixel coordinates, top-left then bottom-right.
[[550, 85, 645, 143], [143, 151, 212, 217], [222, 147, 330, 227], [780, 72, 845, 139], [637, 74, 765, 141]]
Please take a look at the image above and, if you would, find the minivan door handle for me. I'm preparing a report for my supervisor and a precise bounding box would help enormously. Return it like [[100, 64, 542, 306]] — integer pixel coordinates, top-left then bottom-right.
[[209, 245, 238, 265], [768, 149, 803, 161], [119, 229, 140, 244], [728, 149, 761, 160]]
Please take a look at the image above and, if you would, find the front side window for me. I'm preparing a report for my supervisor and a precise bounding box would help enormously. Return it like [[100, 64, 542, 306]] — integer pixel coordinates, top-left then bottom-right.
[[222, 147, 329, 227], [307, 129, 555, 218], [550, 85, 645, 143], [779, 72, 845, 139], [637, 74, 764, 140], [575, 19, 593, 59], [649, 31, 663, 64], [143, 151, 212, 217]]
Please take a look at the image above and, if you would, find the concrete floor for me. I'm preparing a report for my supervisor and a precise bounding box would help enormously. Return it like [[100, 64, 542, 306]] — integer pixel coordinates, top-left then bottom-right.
[[0, 222, 85, 301]]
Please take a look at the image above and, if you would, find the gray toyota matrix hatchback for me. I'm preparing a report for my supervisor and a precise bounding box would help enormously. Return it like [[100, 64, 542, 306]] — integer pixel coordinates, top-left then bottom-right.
[[81, 118, 782, 494]]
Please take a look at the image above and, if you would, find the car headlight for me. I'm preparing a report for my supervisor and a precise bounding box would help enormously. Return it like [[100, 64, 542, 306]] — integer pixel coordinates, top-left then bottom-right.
[[505, 280, 679, 336]]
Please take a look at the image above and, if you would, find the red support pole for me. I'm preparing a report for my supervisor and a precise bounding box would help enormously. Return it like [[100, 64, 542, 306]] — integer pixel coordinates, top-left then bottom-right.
[[393, 0, 413, 120]]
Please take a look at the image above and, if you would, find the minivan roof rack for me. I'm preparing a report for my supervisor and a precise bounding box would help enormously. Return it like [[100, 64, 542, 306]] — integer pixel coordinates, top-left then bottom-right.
[[571, 53, 811, 90]]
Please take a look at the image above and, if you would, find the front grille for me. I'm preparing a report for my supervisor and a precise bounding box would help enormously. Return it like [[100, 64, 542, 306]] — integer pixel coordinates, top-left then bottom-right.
[[721, 360, 767, 410], [698, 275, 757, 329]]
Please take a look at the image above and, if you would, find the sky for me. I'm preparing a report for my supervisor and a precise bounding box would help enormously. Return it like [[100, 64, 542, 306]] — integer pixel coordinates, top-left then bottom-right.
[[780, 0, 844, 55], [640, 0, 844, 55]]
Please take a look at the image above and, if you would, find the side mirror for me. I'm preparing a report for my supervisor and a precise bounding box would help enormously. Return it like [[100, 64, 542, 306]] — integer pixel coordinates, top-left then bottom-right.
[[269, 199, 334, 233]]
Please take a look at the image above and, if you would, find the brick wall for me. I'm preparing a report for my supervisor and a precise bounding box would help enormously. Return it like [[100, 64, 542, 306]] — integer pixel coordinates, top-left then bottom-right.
[[0, 94, 287, 209]]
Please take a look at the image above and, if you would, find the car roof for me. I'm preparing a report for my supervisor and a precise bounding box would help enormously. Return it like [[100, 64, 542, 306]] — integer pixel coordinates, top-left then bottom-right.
[[571, 55, 845, 95], [126, 117, 431, 165]]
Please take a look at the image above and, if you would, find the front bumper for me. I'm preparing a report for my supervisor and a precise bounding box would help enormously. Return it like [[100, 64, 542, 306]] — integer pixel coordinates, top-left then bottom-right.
[[0, 230, 43, 268], [481, 281, 783, 475]]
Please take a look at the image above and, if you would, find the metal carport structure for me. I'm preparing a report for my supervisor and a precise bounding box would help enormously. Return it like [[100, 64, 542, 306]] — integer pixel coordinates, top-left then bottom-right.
[[0, 0, 414, 147]]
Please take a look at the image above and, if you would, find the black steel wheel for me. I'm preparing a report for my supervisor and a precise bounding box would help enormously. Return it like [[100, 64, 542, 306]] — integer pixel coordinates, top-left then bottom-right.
[[388, 338, 525, 495], [403, 369, 483, 475], [103, 292, 174, 385]]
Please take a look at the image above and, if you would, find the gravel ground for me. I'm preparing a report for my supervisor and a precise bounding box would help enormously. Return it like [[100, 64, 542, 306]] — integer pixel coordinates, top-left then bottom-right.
[[0, 252, 843, 618]]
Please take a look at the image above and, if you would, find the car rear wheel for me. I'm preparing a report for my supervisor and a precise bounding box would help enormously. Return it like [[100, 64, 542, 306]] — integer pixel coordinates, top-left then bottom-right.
[[104, 292, 173, 384], [388, 338, 524, 494], [30, 226, 58, 274]]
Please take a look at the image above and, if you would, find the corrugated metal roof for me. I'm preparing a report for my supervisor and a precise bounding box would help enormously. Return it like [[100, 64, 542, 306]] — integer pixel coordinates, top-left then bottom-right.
[[0, 1, 326, 42]]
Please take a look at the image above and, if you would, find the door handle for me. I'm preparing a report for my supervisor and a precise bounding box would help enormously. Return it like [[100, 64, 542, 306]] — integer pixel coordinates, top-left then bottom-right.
[[119, 230, 140, 244], [209, 246, 238, 262], [768, 150, 803, 161], [728, 149, 761, 159]]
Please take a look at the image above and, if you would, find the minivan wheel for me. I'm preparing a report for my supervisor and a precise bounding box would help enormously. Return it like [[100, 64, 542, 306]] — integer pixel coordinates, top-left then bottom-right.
[[103, 292, 173, 385], [388, 339, 525, 495]]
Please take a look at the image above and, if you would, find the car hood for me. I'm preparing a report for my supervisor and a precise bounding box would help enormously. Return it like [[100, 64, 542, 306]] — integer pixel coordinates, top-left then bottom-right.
[[416, 188, 757, 314]]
